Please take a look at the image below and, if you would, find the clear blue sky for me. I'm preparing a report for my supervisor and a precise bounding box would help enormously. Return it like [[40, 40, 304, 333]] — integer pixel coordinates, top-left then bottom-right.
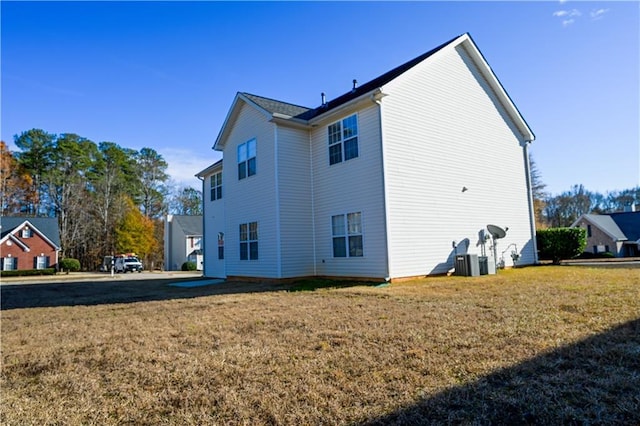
[[2, 1, 638, 195]]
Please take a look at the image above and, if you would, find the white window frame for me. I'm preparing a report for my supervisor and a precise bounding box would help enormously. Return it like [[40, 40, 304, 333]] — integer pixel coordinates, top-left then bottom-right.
[[331, 212, 363, 258], [210, 171, 222, 201], [238, 139, 257, 180], [22, 228, 32, 238], [328, 114, 359, 165], [3, 257, 16, 271], [36, 255, 48, 270], [239, 222, 258, 260]]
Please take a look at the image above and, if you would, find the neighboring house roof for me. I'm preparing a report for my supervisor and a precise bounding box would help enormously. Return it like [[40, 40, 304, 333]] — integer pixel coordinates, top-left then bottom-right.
[[0, 217, 61, 248], [576, 214, 627, 241], [213, 32, 535, 150], [609, 211, 640, 242], [172, 215, 203, 236]]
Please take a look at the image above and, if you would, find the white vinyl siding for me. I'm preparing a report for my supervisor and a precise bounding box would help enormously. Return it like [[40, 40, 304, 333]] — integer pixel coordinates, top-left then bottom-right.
[[222, 103, 278, 278], [380, 43, 535, 277], [200, 164, 226, 278], [276, 125, 315, 277], [311, 105, 388, 278]]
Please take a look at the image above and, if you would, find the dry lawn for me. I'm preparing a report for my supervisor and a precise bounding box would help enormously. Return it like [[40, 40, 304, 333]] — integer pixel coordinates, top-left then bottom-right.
[[1, 266, 639, 425]]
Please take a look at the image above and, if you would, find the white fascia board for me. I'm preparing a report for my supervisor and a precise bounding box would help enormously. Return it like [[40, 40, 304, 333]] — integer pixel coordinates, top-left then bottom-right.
[[196, 159, 223, 178], [1, 233, 31, 251]]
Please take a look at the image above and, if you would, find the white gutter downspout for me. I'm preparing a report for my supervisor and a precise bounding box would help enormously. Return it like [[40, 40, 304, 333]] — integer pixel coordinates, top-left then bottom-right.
[[274, 123, 282, 278], [523, 140, 538, 264], [374, 92, 392, 281]]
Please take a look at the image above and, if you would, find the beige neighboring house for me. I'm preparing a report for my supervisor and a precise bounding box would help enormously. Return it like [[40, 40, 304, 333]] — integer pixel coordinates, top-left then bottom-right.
[[164, 215, 203, 271], [572, 209, 640, 257]]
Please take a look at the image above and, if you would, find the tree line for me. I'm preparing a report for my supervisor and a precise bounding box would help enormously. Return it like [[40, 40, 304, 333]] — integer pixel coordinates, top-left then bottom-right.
[[530, 157, 639, 229], [1, 128, 203, 270]]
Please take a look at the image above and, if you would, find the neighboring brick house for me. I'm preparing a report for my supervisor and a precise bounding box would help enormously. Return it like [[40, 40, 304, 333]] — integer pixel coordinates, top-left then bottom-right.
[[572, 210, 640, 257], [0, 217, 61, 271]]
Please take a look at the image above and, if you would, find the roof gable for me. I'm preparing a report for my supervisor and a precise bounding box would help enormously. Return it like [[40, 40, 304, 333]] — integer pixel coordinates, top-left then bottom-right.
[[578, 214, 626, 241], [212, 32, 535, 150], [0, 217, 61, 248]]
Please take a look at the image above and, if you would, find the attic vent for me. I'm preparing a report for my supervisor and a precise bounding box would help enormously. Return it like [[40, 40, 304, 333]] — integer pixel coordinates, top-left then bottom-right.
[[352, 79, 358, 91], [321, 92, 327, 107]]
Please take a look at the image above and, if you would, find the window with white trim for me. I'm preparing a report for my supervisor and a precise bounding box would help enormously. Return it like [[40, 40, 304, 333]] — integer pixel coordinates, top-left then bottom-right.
[[22, 228, 32, 238], [36, 256, 49, 269], [328, 114, 358, 165], [2, 257, 17, 271], [332, 212, 363, 257], [210, 172, 222, 201], [239, 222, 258, 260], [238, 139, 256, 180]]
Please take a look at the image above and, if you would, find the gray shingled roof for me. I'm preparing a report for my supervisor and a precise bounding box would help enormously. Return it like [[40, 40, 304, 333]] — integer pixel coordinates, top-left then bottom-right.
[[583, 214, 627, 240], [0, 217, 61, 247], [241, 93, 311, 118], [173, 215, 203, 236], [241, 34, 460, 122]]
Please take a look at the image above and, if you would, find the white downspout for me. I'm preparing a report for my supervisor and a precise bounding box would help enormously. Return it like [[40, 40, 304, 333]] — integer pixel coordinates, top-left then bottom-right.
[[523, 140, 538, 264], [375, 94, 392, 281]]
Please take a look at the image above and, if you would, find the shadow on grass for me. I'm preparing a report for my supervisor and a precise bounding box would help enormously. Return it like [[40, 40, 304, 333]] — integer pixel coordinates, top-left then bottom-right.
[[0, 277, 381, 310], [0, 277, 286, 310], [362, 318, 640, 425], [287, 278, 382, 292]]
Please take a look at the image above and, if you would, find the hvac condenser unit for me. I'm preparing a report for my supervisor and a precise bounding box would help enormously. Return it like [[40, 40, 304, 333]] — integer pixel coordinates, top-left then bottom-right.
[[455, 254, 480, 277]]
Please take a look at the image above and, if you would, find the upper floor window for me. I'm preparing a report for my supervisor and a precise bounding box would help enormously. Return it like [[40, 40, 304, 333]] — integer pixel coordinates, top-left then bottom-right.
[[22, 228, 32, 238], [238, 139, 256, 180], [328, 114, 358, 165], [210, 171, 222, 201], [332, 212, 363, 257], [239, 221, 258, 260]]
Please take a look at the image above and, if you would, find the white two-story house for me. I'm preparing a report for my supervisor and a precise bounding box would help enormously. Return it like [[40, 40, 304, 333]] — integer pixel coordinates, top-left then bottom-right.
[[197, 33, 537, 281]]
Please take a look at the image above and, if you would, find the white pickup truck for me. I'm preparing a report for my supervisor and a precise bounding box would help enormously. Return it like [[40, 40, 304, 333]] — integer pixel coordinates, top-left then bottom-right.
[[114, 256, 143, 273]]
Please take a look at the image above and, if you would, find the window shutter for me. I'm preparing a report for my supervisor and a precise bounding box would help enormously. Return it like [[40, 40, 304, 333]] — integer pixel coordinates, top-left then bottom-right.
[[34, 257, 38, 269], [46, 256, 51, 268], [14, 258, 18, 270]]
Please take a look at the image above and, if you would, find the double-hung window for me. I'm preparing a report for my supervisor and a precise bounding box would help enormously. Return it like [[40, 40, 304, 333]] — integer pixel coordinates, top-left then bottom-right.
[[22, 228, 32, 238], [2, 257, 17, 271], [238, 139, 256, 180], [239, 222, 258, 260], [332, 212, 363, 257], [328, 114, 358, 165], [36, 256, 49, 269], [210, 172, 222, 201]]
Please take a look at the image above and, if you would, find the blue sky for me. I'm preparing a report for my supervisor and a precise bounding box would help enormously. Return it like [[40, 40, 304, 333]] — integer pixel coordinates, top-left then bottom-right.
[[2, 1, 638, 195]]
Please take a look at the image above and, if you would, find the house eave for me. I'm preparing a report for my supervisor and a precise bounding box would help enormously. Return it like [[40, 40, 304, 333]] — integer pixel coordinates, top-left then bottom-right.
[[308, 88, 385, 126]]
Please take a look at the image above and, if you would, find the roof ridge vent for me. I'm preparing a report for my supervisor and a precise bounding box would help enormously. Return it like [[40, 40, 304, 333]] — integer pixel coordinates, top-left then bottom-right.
[[352, 79, 358, 92], [321, 92, 327, 107]]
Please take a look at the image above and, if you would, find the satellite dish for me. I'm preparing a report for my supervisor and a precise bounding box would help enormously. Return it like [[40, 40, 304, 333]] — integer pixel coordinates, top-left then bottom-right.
[[487, 224, 507, 240]]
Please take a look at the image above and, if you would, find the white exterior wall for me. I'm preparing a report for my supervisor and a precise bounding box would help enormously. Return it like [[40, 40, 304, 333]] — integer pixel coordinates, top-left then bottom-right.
[[222, 103, 279, 278], [201, 165, 225, 278], [310, 103, 389, 278], [381, 44, 535, 277], [276, 125, 316, 277]]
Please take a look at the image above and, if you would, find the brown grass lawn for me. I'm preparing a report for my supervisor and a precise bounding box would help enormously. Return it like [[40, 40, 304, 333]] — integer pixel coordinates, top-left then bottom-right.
[[1, 266, 639, 425]]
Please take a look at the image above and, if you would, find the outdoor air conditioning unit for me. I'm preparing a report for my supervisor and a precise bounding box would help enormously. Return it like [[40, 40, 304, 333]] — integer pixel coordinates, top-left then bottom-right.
[[455, 253, 480, 277]]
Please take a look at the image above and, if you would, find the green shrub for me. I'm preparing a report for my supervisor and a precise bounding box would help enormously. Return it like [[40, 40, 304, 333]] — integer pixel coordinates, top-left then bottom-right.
[[59, 258, 81, 272], [181, 261, 197, 271], [1, 268, 56, 277], [537, 228, 587, 264]]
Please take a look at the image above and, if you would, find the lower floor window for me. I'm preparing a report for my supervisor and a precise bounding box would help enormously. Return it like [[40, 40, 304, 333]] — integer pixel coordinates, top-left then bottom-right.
[[239, 222, 258, 260], [332, 212, 363, 258], [36, 256, 49, 269], [2, 257, 17, 270]]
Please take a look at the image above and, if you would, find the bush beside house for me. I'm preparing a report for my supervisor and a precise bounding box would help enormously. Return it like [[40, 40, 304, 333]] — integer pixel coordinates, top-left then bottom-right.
[[537, 228, 587, 264]]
